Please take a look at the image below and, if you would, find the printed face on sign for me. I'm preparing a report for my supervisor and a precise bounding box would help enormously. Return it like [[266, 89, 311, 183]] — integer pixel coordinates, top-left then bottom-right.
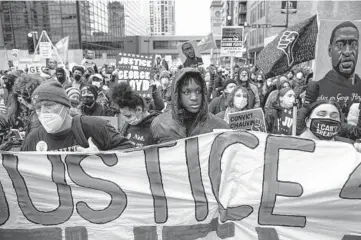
[[36, 141, 48, 152], [182, 43, 195, 59], [328, 24, 359, 78]]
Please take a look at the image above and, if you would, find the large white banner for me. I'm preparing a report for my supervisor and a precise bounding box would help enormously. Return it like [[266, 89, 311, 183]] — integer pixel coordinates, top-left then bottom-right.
[[1, 130, 361, 239]]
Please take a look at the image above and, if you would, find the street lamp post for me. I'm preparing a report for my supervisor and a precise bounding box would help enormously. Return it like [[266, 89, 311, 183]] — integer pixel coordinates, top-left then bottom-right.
[[227, 15, 234, 78]]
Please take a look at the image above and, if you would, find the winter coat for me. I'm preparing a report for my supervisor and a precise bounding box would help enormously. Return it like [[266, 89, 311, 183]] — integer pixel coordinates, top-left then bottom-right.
[[208, 93, 228, 115], [151, 68, 229, 144], [265, 102, 294, 135]]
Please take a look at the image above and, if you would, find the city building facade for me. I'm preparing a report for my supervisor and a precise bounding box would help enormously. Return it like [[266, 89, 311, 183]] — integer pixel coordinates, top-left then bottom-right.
[[0, 0, 126, 59], [121, 0, 150, 36], [150, 0, 175, 36]]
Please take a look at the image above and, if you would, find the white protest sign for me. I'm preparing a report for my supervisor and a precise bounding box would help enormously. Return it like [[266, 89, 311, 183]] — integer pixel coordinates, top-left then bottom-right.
[[1, 131, 361, 240], [27, 64, 43, 75], [39, 42, 52, 58], [221, 26, 245, 56]]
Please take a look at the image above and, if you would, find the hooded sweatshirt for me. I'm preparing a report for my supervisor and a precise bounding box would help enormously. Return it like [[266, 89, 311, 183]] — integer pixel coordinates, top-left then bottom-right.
[[150, 68, 229, 143]]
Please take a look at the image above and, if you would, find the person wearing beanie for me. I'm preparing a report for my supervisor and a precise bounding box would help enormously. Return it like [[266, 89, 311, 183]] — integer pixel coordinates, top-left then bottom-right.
[[236, 67, 260, 109], [264, 76, 292, 115], [150, 68, 229, 143], [78, 84, 108, 116], [66, 87, 81, 108], [208, 79, 237, 115], [265, 87, 296, 135], [21, 80, 134, 151]]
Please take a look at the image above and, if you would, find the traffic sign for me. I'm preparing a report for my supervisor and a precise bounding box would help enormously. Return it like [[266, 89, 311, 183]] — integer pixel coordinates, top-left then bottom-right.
[[251, 24, 272, 28]]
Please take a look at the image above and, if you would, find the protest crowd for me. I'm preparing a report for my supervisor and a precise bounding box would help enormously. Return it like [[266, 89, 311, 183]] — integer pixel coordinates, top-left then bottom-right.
[[0, 20, 360, 154]]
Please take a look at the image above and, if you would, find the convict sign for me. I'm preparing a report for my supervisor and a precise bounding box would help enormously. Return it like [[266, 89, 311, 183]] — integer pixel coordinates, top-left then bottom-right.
[[228, 108, 267, 132], [116, 53, 155, 97], [1, 130, 361, 240]]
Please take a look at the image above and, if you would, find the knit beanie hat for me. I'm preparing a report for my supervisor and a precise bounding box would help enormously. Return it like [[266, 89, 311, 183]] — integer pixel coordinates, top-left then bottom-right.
[[31, 80, 71, 108], [66, 87, 80, 99], [223, 79, 237, 88], [279, 87, 293, 97], [80, 84, 98, 100]]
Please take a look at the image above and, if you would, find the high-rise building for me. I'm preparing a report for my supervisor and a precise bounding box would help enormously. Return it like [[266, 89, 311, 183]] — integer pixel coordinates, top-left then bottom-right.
[[149, 0, 175, 36], [0, 0, 125, 58], [121, 0, 150, 36], [210, 0, 222, 36]]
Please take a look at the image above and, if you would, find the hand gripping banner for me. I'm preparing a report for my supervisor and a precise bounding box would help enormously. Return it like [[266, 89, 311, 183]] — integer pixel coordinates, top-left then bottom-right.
[[1, 130, 361, 239]]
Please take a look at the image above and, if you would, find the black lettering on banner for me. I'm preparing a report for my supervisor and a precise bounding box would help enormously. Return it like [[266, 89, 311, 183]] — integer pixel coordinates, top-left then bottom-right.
[[0, 227, 62, 240], [65, 154, 127, 224], [144, 143, 176, 224], [259, 135, 315, 228], [340, 162, 361, 199], [255, 227, 280, 240], [162, 218, 234, 240], [209, 131, 259, 223], [2, 154, 73, 225], [133, 226, 158, 240], [185, 137, 208, 221], [0, 171, 9, 226], [65, 226, 88, 240], [342, 235, 361, 240]]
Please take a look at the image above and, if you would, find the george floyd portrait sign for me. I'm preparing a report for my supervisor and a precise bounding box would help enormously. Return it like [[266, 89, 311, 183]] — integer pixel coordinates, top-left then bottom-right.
[[314, 19, 361, 109], [177, 40, 203, 68]]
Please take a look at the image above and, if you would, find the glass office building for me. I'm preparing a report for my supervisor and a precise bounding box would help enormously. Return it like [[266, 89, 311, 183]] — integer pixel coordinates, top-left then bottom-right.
[[0, 0, 125, 58]]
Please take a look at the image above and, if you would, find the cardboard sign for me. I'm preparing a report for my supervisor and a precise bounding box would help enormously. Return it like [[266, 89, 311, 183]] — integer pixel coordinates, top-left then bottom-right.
[[98, 116, 118, 130], [228, 108, 267, 132], [116, 53, 154, 97], [177, 40, 203, 67], [2, 131, 361, 240], [221, 26, 245, 56], [39, 42, 52, 58]]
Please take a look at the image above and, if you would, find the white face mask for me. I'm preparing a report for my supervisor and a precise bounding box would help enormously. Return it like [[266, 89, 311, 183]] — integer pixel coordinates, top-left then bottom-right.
[[92, 82, 101, 88], [234, 97, 248, 110], [127, 114, 142, 126], [38, 106, 65, 133]]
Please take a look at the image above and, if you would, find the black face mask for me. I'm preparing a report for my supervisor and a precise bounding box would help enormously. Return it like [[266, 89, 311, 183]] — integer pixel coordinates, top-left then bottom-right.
[[74, 75, 81, 81], [57, 75, 65, 84], [81, 96, 95, 106], [309, 118, 341, 140]]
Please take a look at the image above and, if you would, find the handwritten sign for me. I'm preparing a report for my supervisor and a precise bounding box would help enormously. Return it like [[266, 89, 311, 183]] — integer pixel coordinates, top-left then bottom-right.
[[116, 53, 154, 97], [39, 42, 52, 58], [228, 108, 266, 132]]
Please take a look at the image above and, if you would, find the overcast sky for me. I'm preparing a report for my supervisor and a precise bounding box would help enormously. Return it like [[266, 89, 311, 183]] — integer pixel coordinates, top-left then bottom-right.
[[175, 0, 212, 36]]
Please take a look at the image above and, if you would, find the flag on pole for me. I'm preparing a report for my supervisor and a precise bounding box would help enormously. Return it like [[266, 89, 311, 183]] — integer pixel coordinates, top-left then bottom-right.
[[256, 15, 318, 78], [55, 36, 69, 63], [197, 33, 217, 53]]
